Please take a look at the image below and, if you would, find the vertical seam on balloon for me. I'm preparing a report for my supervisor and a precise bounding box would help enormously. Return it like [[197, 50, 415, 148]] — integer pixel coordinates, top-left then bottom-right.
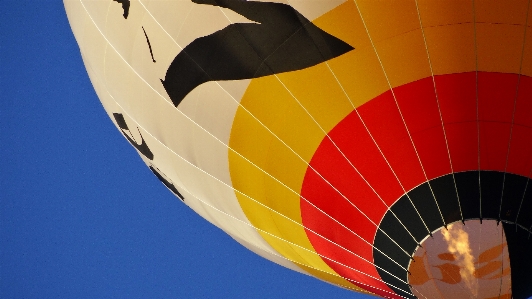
[[514, 165, 532, 230], [349, 0, 435, 239], [79, 0, 424, 290], [172, 3, 195, 45], [472, 0, 483, 222], [498, 0, 532, 224], [409, 1, 452, 228], [101, 0, 112, 130], [321, 57, 426, 250], [317, 60, 432, 247], [413, 0, 464, 225], [497, 222, 505, 299]]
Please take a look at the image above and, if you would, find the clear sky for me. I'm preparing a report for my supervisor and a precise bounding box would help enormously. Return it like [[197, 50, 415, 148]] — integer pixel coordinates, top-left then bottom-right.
[[0, 1, 371, 298]]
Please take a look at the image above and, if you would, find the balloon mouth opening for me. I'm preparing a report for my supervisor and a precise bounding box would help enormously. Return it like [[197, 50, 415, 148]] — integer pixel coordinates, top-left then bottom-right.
[[409, 219, 511, 299]]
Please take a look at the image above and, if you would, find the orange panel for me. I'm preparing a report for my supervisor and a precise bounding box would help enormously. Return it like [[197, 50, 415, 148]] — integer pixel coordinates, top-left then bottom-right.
[[423, 23, 476, 75], [375, 29, 432, 88], [326, 49, 389, 108], [355, 0, 420, 43], [277, 63, 353, 133], [475, 0, 529, 25], [476, 23, 527, 73], [314, 2, 389, 108], [417, 0, 473, 27]]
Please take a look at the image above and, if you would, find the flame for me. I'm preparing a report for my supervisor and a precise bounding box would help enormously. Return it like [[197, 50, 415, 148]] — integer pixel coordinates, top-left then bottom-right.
[[441, 223, 478, 296]]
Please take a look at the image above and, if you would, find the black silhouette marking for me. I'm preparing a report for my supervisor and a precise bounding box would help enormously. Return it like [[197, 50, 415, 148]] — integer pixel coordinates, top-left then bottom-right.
[[161, 0, 354, 108], [113, 0, 130, 19], [142, 27, 156, 63], [149, 166, 185, 201], [113, 113, 154, 160]]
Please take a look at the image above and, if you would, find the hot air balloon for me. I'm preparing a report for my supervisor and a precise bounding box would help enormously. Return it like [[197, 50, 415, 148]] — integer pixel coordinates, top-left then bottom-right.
[[64, 0, 532, 298]]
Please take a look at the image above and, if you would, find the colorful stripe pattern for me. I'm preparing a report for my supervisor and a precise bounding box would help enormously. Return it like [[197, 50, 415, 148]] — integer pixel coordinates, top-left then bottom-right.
[[65, 0, 532, 298]]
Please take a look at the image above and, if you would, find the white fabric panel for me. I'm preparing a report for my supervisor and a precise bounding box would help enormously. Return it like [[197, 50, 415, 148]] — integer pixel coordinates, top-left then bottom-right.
[[141, 0, 196, 43], [65, 0, 307, 276], [79, 0, 110, 34], [68, 1, 108, 81], [103, 0, 146, 63], [253, 0, 345, 20], [289, 0, 346, 21]]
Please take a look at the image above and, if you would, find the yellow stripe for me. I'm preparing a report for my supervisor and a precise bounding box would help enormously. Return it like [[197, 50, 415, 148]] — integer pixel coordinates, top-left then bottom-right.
[[313, 1, 389, 108], [229, 70, 355, 287]]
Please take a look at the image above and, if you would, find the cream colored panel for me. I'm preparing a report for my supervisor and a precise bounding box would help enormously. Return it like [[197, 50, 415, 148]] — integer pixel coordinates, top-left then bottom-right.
[[81, 0, 111, 33], [142, 0, 194, 41], [129, 15, 182, 104], [289, 0, 346, 21], [102, 46, 229, 187], [75, 1, 109, 81], [104, 0, 146, 63], [218, 79, 251, 104], [194, 81, 248, 143], [174, 4, 234, 48], [64, 0, 90, 48]]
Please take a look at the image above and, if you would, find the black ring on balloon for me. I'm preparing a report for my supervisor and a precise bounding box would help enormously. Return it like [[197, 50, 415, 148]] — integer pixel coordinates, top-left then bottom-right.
[[373, 170, 532, 299]]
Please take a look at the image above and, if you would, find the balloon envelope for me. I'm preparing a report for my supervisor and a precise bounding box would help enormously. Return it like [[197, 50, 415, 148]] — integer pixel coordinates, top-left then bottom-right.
[[64, 0, 532, 298]]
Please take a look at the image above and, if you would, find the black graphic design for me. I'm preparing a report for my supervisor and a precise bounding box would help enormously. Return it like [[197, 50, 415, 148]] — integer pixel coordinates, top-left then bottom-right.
[[372, 171, 532, 299], [113, 0, 130, 19], [113, 113, 154, 160], [149, 166, 185, 201], [161, 0, 354, 107], [142, 27, 156, 63]]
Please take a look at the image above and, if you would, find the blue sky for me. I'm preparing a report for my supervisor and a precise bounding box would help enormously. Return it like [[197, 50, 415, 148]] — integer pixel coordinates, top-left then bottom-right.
[[0, 2, 369, 298]]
